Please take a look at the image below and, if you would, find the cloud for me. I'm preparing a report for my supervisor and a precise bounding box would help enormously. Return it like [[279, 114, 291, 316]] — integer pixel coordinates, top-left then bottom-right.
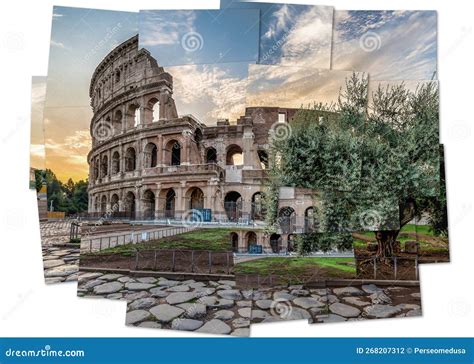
[[50, 40, 69, 50], [246, 65, 357, 109], [260, 5, 333, 69], [332, 10, 437, 80], [139, 10, 196, 47], [168, 63, 248, 124]]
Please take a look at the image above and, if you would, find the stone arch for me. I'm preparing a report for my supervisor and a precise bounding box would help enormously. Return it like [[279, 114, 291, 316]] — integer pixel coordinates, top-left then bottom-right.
[[194, 129, 203, 144], [245, 231, 257, 252], [270, 233, 281, 253], [127, 103, 140, 128], [100, 195, 107, 213], [110, 193, 120, 213], [93, 159, 99, 180], [305, 206, 315, 232], [278, 206, 296, 234], [230, 232, 239, 253], [113, 110, 123, 134], [112, 151, 120, 174], [251, 192, 265, 221], [94, 196, 99, 212], [206, 147, 217, 164], [100, 155, 108, 177], [159, 188, 176, 218], [125, 147, 136, 172], [147, 97, 160, 122], [287, 234, 295, 252], [144, 142, 158, 168], [257, 150, 269, 169], [124, 191, 136, 219], [186, 187, 204, 210], [226, 144, 243, 166], [165, 139, 181, 166], [224, 191, 242, 221], [142, 189, 156, 219]]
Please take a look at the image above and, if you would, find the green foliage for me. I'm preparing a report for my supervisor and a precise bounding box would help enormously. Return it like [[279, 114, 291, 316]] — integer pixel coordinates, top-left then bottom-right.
[[270, 75, 442, 237], [296, 232, 353, 255], [44, 169, 89, 215]]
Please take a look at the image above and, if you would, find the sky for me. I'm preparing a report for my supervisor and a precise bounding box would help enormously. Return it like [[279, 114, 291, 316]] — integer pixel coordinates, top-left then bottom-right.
[[139, 9, 260, 66], [332, 10, 437, 80], [168, 62, 249, 124], [43, 7, 138, 182], [246, 65, 358, 108], [220, 0, 333, 68], [30, 77, 46, 171]]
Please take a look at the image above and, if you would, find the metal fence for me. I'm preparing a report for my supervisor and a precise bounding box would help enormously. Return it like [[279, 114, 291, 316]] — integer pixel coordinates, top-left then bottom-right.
[[81, 226, 193, 253], [131, 249, 233, 275]]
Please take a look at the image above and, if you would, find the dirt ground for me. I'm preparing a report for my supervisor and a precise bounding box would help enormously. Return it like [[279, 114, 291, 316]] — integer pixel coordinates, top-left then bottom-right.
[[80, 249, 233, 275]]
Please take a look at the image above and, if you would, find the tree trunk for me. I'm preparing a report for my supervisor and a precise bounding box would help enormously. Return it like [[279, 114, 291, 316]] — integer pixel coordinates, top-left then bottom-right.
[[375, 230, 399, 258], [374, 198, 416, 259]]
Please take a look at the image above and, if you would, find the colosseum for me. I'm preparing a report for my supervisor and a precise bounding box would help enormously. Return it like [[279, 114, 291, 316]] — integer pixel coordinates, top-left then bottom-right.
[[87, 35, 331, 254]]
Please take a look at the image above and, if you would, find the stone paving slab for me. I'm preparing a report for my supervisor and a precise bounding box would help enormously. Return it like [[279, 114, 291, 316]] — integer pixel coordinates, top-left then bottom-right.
[[77, 272, 251, 336]]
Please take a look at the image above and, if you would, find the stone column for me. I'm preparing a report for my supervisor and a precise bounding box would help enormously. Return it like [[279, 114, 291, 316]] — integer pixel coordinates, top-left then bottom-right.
[[157, 135, 163, 166], [242, 128, 255, 169]]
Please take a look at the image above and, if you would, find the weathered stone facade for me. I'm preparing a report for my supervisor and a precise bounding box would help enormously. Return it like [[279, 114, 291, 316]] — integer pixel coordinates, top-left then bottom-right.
[[87, 35, 325, 253]]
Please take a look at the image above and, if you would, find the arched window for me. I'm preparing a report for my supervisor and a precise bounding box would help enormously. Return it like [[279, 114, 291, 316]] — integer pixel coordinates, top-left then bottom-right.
[[144, 143, 158, 168], [113, 110, 122, 134], [270, 233, 281, 253], [127, 104, 140, 128], [148, 97, 160, 122], [110, 194, 119, 213], [187, 187, 204, 210], [245, 231, 257, 252], [143, 190, 155, 220], [100, 195, 107, 213], [115, 71, 121, 83], [224, 191, 242, 221], [258, 150, 269, 169], [226, 145, 243, 166], [230, 232, 239, 253], [251, 192, 266, 221], [206, 147, 217, 164], [278, 207, 296, 234], [305, 207, 316, 232], [124, 191, 136, 219], [166, 140, 181, 166], [93, 159, 99, 180], [165, 189, 176, 218], [125, 147, 136, 172], [112, 151, 120, 174], [100, 155, 108, 177]]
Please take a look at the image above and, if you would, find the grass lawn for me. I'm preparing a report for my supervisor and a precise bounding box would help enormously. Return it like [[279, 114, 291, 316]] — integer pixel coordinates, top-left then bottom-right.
[[234, 257, 356, 279], [87, 228, 234, 256]]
